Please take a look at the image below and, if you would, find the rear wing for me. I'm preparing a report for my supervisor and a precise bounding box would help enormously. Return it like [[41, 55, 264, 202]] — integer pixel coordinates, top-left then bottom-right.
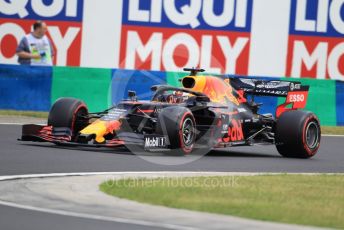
[[228, 77, 309, 97], [227, 77, 310, 117]]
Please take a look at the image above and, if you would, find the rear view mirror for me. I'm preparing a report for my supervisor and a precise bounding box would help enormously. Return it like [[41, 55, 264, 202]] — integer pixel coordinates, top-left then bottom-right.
[[128, 90, 137, 101]]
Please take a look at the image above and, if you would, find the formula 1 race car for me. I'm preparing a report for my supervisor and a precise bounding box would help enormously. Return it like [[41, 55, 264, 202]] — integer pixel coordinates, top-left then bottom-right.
[[20, 68, 321, 158]]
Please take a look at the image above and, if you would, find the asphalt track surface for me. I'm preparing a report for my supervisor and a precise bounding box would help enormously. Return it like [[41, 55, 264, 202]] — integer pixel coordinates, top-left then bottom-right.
[[0, 123, 343, 230]]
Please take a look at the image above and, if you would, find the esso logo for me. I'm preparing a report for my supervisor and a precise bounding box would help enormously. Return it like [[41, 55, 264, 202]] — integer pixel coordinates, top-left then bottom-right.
[[289, 94, 305, 102]]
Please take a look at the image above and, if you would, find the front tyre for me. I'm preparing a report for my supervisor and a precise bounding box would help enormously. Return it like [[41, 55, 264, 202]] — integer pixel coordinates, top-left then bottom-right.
[[275, 110, 321, 158], [157, 107, 196, 155], [48, 98, 89, 139]]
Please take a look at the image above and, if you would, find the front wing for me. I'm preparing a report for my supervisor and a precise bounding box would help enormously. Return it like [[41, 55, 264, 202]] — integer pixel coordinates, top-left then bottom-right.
[[19, 124, 139, 148]]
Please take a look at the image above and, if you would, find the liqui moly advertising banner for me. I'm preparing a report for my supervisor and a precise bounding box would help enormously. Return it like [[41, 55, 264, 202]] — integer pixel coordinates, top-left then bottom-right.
[[0, 0, 343, 80]]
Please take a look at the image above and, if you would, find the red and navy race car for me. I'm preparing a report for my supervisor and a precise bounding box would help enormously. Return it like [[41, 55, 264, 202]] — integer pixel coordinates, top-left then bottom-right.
[[20, 68, 321, 158]]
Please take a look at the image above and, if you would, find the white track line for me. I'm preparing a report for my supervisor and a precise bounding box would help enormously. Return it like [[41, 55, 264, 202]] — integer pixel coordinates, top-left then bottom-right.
[[321, 134, 344, 137], [0, 122, 46, 126], [2, 171, 344, 182], [0, 171, 260, 230], [0, 172, 342, 230], [0, 172, 214, 230], [0, 171, 266, 181], [0, 200, 197, 230]]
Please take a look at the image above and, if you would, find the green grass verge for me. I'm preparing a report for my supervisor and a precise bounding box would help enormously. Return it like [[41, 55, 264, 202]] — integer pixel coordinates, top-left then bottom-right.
[[321, 126, 344, 135], [0, 110, 48, 118], [100, 175, 344, 228], [0, 110, 343, 134]]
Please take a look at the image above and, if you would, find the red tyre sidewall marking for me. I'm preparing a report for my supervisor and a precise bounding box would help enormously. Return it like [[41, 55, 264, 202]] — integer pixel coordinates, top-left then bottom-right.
[[178, 112, 195, 154], [302, 115, 321, 156]]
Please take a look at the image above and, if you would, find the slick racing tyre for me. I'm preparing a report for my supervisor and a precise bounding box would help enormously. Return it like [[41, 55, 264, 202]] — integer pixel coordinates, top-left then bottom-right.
[[157, 107, 196, 155], [275, 110, 321, 158], [48, 98, 89, 138]]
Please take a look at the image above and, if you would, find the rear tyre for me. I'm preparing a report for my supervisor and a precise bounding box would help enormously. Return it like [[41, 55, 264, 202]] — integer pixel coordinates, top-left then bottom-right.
[[157, 107, 196, 155], [275, 110, 321, 158], [48, 98, 89, 138]]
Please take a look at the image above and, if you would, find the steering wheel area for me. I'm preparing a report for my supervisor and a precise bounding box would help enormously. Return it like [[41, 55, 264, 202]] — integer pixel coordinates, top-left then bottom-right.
[[154, 91, 186, 104]]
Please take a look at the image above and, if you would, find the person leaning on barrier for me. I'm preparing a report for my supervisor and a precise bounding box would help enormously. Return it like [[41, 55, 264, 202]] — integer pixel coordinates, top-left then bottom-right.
[[16, 20, 54, 66]]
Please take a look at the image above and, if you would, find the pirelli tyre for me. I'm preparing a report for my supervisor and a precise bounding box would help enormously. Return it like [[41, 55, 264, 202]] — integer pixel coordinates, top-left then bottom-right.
[[157, 107, 196, 155], [48, 98, 89, 138], [275, 110, 321, 158]]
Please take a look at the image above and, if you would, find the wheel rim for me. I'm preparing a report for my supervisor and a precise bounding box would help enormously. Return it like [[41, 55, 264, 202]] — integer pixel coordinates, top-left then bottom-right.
[[305, 121, 319, 149], [182, 117, 194, 147]]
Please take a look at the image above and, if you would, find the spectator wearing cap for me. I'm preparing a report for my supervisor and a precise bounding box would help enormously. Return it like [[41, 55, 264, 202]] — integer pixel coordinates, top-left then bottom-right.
[[16, 21, 54, 66]]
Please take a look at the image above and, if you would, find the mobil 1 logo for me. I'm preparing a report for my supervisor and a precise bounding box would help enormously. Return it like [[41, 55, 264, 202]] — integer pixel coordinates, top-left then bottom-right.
[[144, 135, 167, 150]]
